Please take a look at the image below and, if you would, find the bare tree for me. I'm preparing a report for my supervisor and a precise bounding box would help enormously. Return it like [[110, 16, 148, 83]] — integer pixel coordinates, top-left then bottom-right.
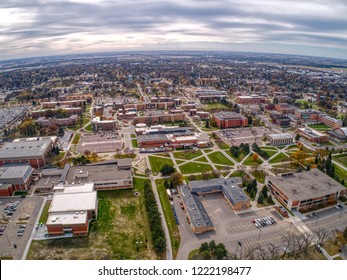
[[313, 228, 331, 251], [266, 243, 283, 260]]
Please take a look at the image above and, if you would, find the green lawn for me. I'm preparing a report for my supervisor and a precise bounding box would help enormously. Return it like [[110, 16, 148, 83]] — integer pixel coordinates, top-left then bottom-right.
[[215, 140, 230, 149], [261, 149, 278, 159], [243, 154, 264, 166], [148, 156, 174, 173], [193, 156, 209, 163], [72, 133, 80, 144], [333, 155, 347, 168], [173, 150, 202, 160], [155, 179, 180, 259], [131, 138, 138, 148], [28, 178, 158, 260], [179, 162, 213, 174], [225, 150, 246, 162], [203, 149, 213, 153], [203, 103, 229, 111], [251, 170, 267, 183], [335, 165, 347, 184], [207, 151, 234, 166], [84, 123, 93, 132], [269, 153, 290, 164], [308, 123, 331, 131]]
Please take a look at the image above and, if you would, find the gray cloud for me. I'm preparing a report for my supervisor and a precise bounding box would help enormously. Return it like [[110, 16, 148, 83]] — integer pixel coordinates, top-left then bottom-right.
[[0, 0, 347, 59]]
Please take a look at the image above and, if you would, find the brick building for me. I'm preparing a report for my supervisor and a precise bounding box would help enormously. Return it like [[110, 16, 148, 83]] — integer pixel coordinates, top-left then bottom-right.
[[213, 112, 248, 128]]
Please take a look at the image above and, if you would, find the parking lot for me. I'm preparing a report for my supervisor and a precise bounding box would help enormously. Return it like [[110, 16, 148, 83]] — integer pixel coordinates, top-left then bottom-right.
[[77, 133, 122, 153], [217, 127, 275, 146], [0, 196, 44, 260], [175, 192, 293, 259]]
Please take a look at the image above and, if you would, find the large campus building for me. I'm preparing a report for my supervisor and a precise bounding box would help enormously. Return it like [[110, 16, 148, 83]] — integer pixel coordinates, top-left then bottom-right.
[[213, 112, 248, 129], [297, 127, 329, 143], [267, 133, 294, 146], [91, 117, 116, 131], [46, 182, 98, 236], [327, 127, 347, 142], [179, 178, 250, 233], [265, 169, 346, 211], [136, 125, 210, 149], [0, 138, 55, 168], [0, 165, 34, 196], [133, 111, 186, 125]]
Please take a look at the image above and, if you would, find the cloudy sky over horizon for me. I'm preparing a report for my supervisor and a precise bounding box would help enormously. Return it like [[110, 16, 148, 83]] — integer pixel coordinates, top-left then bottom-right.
[[1, 0, 347, 60]]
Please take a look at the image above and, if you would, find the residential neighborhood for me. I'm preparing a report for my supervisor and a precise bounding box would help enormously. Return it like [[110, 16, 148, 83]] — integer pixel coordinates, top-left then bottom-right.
[[0, 51, 347, 261]]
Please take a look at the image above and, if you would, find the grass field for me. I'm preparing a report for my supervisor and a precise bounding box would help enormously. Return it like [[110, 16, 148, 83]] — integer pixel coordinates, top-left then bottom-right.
[[259, 146, 278, 151], [269, 153, 290, 164], [225, 150, 246, 162], [335, 165, 347, 184], [215, 140, 230, 149], [179, 162, 213, 174], [203, 103, 229, 111], [84, 123, 93, 132], [308, 123, 331, 131], [173, 150, 202, 160], [131, 138, 138, 148], [28, 177, 158, 260], [243, 154, 264, 166], [260, 149, 278, 159], [207, 151, 234, 166], [148, 156, 174, 173], [193, 156, 209, 163], [333, 155, 347, 168], [155, 179, 180, 259], [72, 133, 81, 144], [251, 170, 267, 183]]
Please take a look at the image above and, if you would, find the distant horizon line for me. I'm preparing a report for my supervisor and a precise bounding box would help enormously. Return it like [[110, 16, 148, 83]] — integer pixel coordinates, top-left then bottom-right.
[[1, 49, 347, 64]]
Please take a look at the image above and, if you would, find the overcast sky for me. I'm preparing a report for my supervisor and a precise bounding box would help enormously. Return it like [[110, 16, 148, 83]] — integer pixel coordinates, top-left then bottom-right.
[[1, 0, 347, 60]]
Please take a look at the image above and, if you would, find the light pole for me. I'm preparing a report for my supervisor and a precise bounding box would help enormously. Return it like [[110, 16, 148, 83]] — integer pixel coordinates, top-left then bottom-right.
[[315, 215, 320, 226], [258, 228, 262, 241], [339, 208, 344, 219]]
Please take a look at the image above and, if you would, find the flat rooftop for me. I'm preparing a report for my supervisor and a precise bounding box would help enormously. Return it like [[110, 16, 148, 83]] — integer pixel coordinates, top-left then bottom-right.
[[267, 169, 346, 201], [214, 112, 245, 120], [180, 184, 214, 230], [0, 165, 33, 184], [268, 133, 293, 140], [65, 164, 132, 184], [189, 178, 248, 205], [0, 140, 51, 159], [46, 211, 88, 226], [49, 191, 97, 213]]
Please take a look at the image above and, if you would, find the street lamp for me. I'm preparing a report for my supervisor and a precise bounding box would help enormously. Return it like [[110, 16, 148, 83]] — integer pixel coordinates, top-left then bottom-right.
[[339, 208, 344, 219], [288, 222, 293, 234], [315, 215, 320, 226]]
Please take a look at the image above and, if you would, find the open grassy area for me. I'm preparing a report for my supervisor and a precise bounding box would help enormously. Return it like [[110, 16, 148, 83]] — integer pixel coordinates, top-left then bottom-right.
[[333, 155, 347, 168], [148, 156, 174, 173], [207, 151, 234, 166], [243, 154, 264, 166], [251, 170, 267, 183], [269, 153, 290, 164], [84, 123, 93, 132], [28, 177, 158, 260], [155, 179, 180, 259], [47, 151, 65, 165], [215, 140, 230, 149], [308, 123, 331, 131], [193, 156, 209, 163], [71, 133, 81, 144], [179, 162, 213, 174], [173, 150, 202, 160], [335, 165, 347, 184], [261, 149, 278, 159], [131, 138, 138, 148], [225, 150, 246, 163]]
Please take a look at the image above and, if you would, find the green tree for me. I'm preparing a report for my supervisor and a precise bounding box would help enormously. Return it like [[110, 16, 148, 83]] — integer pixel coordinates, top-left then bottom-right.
[[164, 180, 170, 189], [160, 164, 175, 176], [257, 193, 264, 204], [215, 243, 228, 260], [199, 242, 209, 253], [295, 134, 300, 142], [209, 240, 217, 256], [201, 250, 211, 260], [205, 120, 210, 128], [261, 185, 268, 198], [267, 194, 274, 205]]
